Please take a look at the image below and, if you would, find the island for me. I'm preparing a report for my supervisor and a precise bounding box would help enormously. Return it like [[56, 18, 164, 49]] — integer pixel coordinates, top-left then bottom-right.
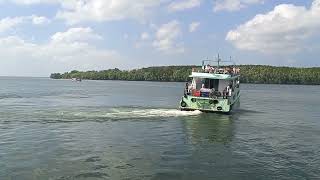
[[50, 65, 320, 85]]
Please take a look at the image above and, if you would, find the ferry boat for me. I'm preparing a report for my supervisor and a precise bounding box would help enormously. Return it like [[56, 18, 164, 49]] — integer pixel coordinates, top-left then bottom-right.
[[180, 56, 240, 113]]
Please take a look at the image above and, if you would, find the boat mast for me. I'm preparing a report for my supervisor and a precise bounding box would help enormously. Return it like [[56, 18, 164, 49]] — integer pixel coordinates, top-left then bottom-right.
[[217, 54, 221, 69]]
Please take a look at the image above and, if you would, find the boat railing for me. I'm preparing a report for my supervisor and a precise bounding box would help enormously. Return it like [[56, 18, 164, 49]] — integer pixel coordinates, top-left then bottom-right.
[[191, 66, 240, 76]]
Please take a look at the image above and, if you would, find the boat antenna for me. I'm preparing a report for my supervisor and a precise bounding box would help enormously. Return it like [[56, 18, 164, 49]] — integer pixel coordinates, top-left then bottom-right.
[[230, 56, 235, 67], [217, 54, 221, 69]]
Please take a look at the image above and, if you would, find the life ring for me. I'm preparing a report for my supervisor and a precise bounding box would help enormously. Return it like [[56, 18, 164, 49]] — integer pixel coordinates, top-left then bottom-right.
[[181, 101, 187, 107]]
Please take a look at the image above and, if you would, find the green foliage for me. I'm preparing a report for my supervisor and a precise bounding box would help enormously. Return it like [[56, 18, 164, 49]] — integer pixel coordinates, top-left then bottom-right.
[[50, 65, 320, 85], [238, 65, 320, 85], [50, 73, 62, 79]]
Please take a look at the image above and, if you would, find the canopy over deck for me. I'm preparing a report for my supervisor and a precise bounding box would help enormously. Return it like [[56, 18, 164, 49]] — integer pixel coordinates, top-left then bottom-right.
[[189, 72, 239, 80]]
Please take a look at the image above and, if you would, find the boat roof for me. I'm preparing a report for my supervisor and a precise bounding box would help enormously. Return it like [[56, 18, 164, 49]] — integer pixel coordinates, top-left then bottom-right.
[[189, 72, 239, 80]]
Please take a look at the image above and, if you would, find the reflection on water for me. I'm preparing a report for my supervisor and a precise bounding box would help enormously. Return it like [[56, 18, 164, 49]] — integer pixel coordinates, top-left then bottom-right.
[[183, 113, 236, 145]]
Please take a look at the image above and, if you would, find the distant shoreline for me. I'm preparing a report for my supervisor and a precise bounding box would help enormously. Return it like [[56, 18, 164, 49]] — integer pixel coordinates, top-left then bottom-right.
[[50, 65, 320, 85], [50, 78, 320, 86]]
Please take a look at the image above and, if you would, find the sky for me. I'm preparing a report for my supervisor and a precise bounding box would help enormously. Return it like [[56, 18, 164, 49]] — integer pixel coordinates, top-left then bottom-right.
[[0, 0, 319, 77]]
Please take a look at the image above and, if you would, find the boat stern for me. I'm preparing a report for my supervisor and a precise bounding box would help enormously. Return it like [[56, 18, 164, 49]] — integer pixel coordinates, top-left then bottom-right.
[[180, 95, 231, 113]]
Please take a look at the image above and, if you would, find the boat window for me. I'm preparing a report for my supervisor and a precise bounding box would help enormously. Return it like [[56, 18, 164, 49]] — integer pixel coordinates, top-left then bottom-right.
[[204, 79, 210, 88], [203, 79, 217, 90], [192, 78, 219, 90], [209, 79, 219, 90], [192, 78, 221, 90], [218, 80, 228, 92]]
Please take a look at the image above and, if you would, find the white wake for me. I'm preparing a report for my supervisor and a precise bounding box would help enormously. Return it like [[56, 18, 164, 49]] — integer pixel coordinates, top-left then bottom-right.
[[62, 108, 202, 119]]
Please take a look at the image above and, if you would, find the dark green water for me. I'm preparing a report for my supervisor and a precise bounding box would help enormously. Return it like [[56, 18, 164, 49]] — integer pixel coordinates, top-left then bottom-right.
[[0, 77, 319, 180]]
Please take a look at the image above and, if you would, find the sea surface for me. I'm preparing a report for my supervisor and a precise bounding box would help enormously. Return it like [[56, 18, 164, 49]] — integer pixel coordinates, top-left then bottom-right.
[[0, 77, 320, 180]]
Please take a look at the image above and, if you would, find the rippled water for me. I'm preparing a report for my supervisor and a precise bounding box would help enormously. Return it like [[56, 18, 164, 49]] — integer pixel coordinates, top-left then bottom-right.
[[0, 77, 320, 180]]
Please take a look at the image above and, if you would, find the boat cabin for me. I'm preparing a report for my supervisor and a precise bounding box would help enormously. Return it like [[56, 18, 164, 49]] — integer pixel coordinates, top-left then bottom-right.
[[185, 65, 240, 99]]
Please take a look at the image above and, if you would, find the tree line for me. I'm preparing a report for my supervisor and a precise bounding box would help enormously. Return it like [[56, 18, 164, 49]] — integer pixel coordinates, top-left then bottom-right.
[[50, 65, 320, 85]]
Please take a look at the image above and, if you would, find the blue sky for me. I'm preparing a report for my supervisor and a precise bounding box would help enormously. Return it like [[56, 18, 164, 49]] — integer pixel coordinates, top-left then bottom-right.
[[0, 0, 318, 76]]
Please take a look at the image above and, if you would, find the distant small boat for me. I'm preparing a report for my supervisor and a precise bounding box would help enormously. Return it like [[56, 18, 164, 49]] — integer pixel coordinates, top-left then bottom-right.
[[71, 78, 82, 82], [180, 55, 240, 113]]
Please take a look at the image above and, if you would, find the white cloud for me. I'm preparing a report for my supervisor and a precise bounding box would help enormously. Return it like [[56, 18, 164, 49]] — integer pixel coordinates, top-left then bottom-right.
[[9, 0, 57, 4], [153, 20, 184, 54], [0, 0, 168, 24], [0, 0, 59, 6], [0, 15, 50, 33], [168, 0, 201, 12], [56, 0, 165, 24], [226, 0, 320, 53], [0, 17, 24, 33], [51, 27, 102, 43], [213, 0, 264, 12], [0, 27, 122, 76], [31, 15, 50, 25], [141, 32, 150, 40], [189, 22, 200, 32]]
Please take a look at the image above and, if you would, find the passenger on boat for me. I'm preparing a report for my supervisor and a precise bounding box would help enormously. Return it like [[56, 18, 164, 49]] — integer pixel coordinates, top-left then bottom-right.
[[223, 85, 232, 98], [223, 87, 227, 99], [185, 82, 189, 95], [200, 84, 211, 93], [236, 80, 240, 88], [209, 67, 215, 73], [200, 84, 212, 97], [224, 67, 231, 74], [223, 68, 227, 74], [235, 68, 240, 74], [228, 87, 232, 97], [204, 65, 211, 72], [218, 68, 224, 74]]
